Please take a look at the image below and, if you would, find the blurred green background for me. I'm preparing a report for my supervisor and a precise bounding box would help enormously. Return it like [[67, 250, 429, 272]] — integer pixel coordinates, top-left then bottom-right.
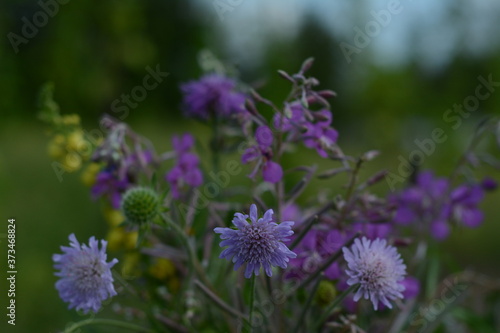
[[1, 0, 500, 332]]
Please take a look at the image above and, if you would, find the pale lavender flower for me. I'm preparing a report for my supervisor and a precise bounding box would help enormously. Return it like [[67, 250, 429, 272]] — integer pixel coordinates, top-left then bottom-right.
[[214, 204, 297, 278], [343, 237, 406, 310], [53, 234, 118, 314]]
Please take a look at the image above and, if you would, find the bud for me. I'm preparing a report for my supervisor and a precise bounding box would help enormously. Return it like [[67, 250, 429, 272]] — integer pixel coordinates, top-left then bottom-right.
[[277, 70, 295, 83], [315, 280, 337, 307], [121, 187, 160, 225], [299, 57, 315, 74], [318, 90, 337, 99]]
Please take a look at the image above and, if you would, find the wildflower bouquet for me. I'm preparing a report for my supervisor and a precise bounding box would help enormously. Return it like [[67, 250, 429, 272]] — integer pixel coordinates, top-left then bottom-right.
[[40, 57, 500, 332]]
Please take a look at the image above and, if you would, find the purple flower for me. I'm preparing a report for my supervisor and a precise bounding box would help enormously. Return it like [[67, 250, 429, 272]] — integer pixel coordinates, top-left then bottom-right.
[[391, 171, 488, 240], [181, 74, 246, 120], [172, 133, 195, 154], [214, 204, 297, 278], [352, 222, 392, 240], [391, 171, 451, 240], [287, 228, 351, 281], [450, 184, 484, 228], [401, 276, 420, 299], [343, 237, 406, 310], [242, 126, 283, 183], [281, 203, 301, 222], [91, 170, 130, 209], [481, 177, 497, 191], [123, 150, 154, 177], [53, 234, 118, 313], [287, 230, 324, 280], [166, 133, 203, 199], [303, 110, 338, 158], [272, 102, 308, 132]]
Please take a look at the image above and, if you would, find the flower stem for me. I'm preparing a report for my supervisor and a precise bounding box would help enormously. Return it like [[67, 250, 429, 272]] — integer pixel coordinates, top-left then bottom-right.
[[315, 284, 358, 330], [248, 275, 257, 333], [194, 279, 249, 323], [210, 115, 221, 176], [292, 276, 322, 333], [64, 318, 155, 333]]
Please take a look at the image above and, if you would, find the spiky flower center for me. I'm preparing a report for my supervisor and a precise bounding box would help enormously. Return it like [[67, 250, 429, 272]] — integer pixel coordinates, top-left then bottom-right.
[[70, 256, 106, 292], [240, 223, 276, 264], [121, 187, 159, 225], [359, 257, 389, 290]]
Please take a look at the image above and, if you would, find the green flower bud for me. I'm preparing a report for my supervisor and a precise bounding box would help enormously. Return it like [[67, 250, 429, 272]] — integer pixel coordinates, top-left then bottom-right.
[[316, 280, 337, 307], [121, 187, 160, 225]]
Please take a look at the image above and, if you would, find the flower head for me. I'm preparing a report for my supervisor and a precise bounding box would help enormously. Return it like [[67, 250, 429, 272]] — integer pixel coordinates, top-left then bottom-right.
[[242, 126, 283, 183], [121, 187, 160, 225], [449, 184, 484, 228], [91, 170, 130, 209], [481, 177, 497, 191], [287, 228, 353, 281], [391, 171, 451, 239], [391, 171, 488, 240], [272, 102, 308, 133], [214, 204, 297, 278], [303, 110, 338, 158], [53, 234, 118, 313], [166, 133, 203, 199], [343, 237, 406, 310], [181, 74, 246, 119]]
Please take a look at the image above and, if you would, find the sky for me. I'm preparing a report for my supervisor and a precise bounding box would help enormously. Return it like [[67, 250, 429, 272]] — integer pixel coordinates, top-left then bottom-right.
[[196, 0, 500, 72]]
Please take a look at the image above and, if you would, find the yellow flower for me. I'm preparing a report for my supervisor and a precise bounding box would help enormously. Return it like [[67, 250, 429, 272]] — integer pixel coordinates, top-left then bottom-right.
[[81, 163, 101, 187], [47, 135, 65, 159], [123, 231, 138, 250], [66, 129, 89, 155], [103, 207, 125, 227], [148, 258, 176, 280], [61, 152, 82, 172], [121, 253, 141, 278], [106, 226, 137, 251], [61, 114, 81, 125], [107, 227, 125, 252]]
